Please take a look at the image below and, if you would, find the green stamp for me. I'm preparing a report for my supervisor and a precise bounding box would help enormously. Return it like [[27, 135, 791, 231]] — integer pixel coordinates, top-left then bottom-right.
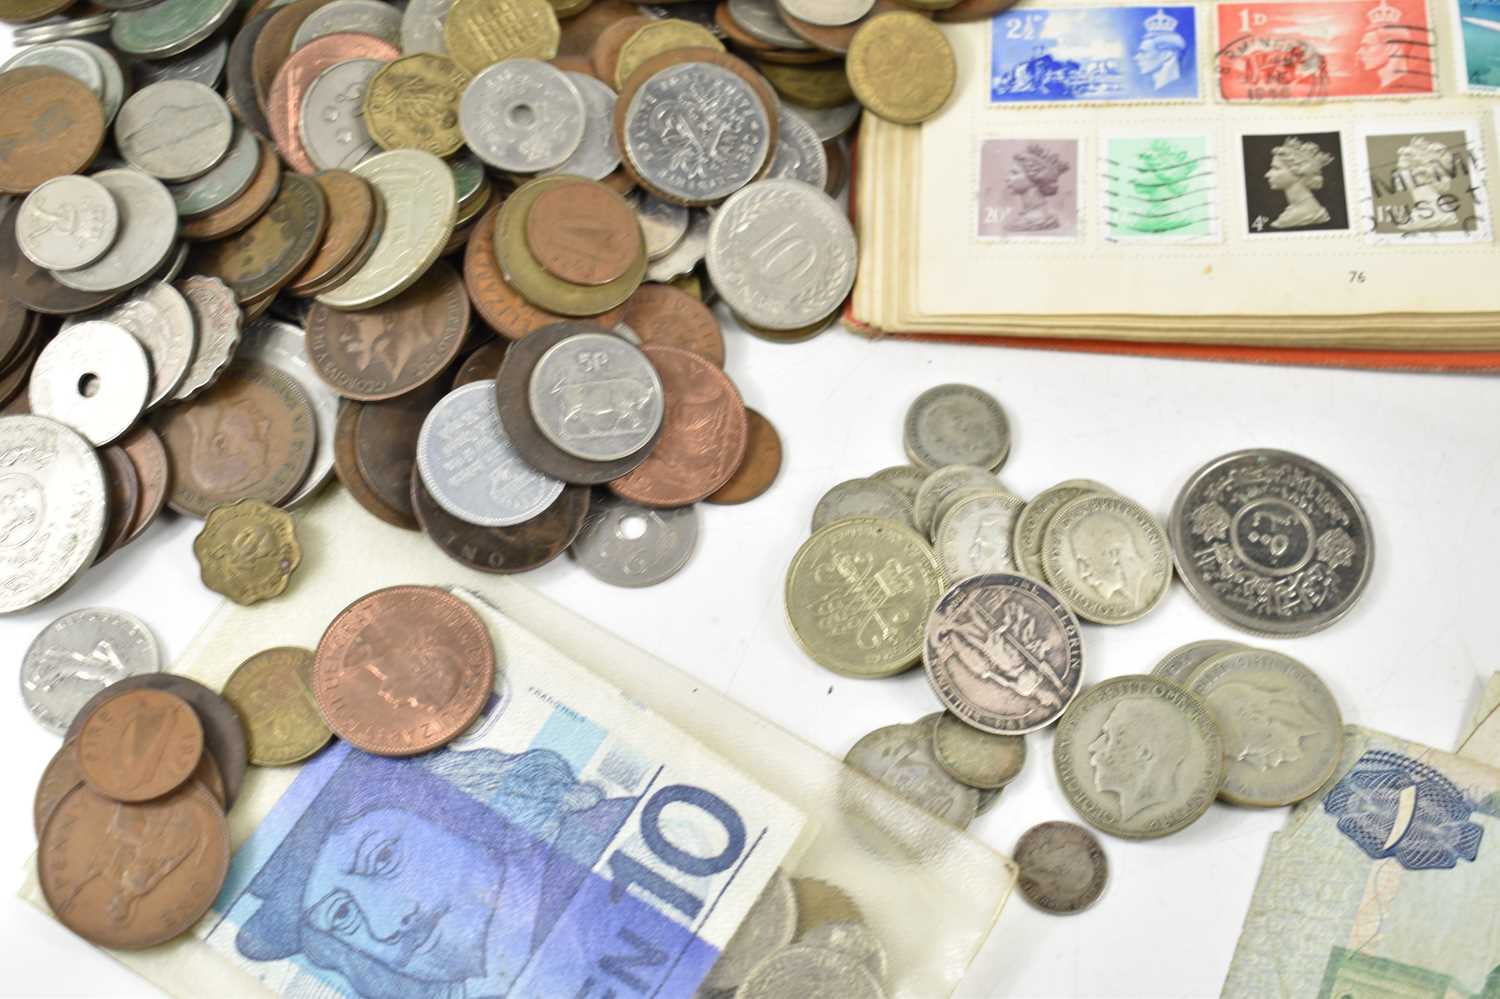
[[1102, 135, 1218, 242]]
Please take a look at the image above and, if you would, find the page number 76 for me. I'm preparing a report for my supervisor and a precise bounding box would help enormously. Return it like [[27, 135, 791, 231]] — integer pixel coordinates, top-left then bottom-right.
[[1348, 270, 1367, 284]]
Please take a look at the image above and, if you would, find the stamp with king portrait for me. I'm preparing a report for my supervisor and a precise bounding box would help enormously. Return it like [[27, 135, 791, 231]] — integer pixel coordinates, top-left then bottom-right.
[[1101, 134, 1220, 242], [978, 138, 1081, 239], [989, 6, 1200, 104]]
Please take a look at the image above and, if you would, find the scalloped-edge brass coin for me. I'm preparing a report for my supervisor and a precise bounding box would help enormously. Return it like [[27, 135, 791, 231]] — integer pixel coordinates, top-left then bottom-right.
[[614, 18, 724, 91], [193, 498, 302, 605], [846, 11, 954, 124], [221, 645, 331, 765], [364, 53, 470, 156]]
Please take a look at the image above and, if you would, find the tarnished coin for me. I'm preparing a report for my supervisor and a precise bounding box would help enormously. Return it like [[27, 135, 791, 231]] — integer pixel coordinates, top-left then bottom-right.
[[1053, 674, 1224, 839], [117, 424, 171, 544], [28, 321, 149, 445], [111, 0, 237, 58], [924, 573, 1085, 734], [904, 384, 1009, 471], [703, 870, 797, 992], [178, 137, 281, 243], [644, 207, 708, 282], [571, 492, 698, 586], [171, 274, 242, 401], [727, 0, 813, 48], [0, 70, 105, 195], [114, 80, 232, 182], [1042, 493, 1172, 625], [239, 318, 338, 505], [528, 331, 663, 461], [444, 0, 559, 72], [541, 72, 620, 181], [932, 710, 1026, 789], [312, 585, 495, 756], [527, 181, 641, 287], [631, 190, 689, 260], [812, 477, 912, 532], [335, 399, 412, 528], [414, 475, 589, 574], [291, 0, 401, 49], [786, 518, 944, 678], [756, 60, 853, 109], [847, 11, 954, 124], [934, 490, 1026, 582], [77, 687, 203, 802], [131, 34, 228, 86], [620, 282, 724, 365], [297, 59, 381, 171], [221, 646, 331, 765], [800, 922, 889, 985], [167, 125, 260, 218], [769, 107, 830, 189], [33, 743, 83, 837], [94, 445, 141, 561], [1014, 821, 1108, 915], [453, 339, 508, 387], [192, 172, 329, 301], [15, 175, 118, 271], [707, 408, 781, 504], [844, 715, 978, 827], [1185, 648, 1343, 807], [870, 465, 925, 504], [349, 379, 447, 526], [912, 464, 1001, 537], [461, 58, 583, 172], [50, 169, 176, 294], [1152, 639, 1247, 685], [193, 498, 302, 604], [364, 53, 470, 156], [288, 172, 377, 293], [1169, 449, 1374, 637], [1012, 479, 1113, 581], [20, 608, 159, 735]]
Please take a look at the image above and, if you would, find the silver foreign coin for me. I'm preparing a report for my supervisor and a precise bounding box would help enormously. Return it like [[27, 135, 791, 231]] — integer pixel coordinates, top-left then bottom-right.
[[111, 0, 234, 58], [932, 709, 1026, 789], [631, 189, 689, 261], [769, 107, 829, 191], [780, 0, 874, 27], [460, 59, 586, 173], [1151, 639, 1246, 685], [702, 870, 796, 992], [786, 100, 860, 142], [1012, 479, 1114, 581], [1013, 821, 1108, 915], [15, 175, 119, 272], [798, 922, 888, 985], [644, 208, 708, 282], [869, 465, 925, 504], [1041, 493, 1172, 625], [540, 72, 620, 182], [0, 416, 108, 614], [20, 607, 160, 735], [12, 14, 114, 45], [450, 151, 486, 206], [903, 383, 1010, 471], [843, 714, 978, 828], [727, 0, 815, 48], [171, 275, 242, 402], [129, 37, 228, 89], [1169, 448, 1374, 637], [28, 321, 150, 446], [63, 282, 197, 410], [153, 241, 189, 284], [3, 39, 105, 103], [417, 380, 565, 527], [49, 171, 176, 295], [114, 80, 233, 182], [59, 40, 127, 124], [934, 490, 1026, 583], [707, 179, 857, 330], [239, 318, 337, 506], [811, 477, 912, 532], [912, 464, 999, 538], [299, 58, 382, 172], [739, 945, 886, 999], [624, 63, 771, 204], [571, 493, 698, 587], [292, 0, 403, 49], [527, 333, 664, 462], [924, 573, 1085, 735], [167, 124, 260, 217], [929, 485, 1017, 540], [401, 0, 454, 53]]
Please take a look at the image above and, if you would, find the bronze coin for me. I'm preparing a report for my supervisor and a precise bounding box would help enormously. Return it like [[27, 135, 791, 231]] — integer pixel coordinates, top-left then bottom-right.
[[0, 198, 121, 314], [621, 282, 725, 366], [705, 407, 781, 504], [38, 782, 230, 950], [714, 2, 778, 52], [453, 338, 509, 387], [155, 358, 319, 517], [550, 53, 598, 77], [0, 294, 32, 371], [935, 0, 1019, 20], [525, 180, 643, 287], [825, 137, 847, 196], [294, 178, 386, 297], [0, 69, 105, 194], [305, 259, 469, 401], [312, 585, 496, 756], [94, 444, 142, 563], [353, 377, 448, 523], [495, 320, 664, 484], [228, 7, 277, 139], [413, 474, 590, 573], [0, 0, 77, 24], [33, 741, 83, 838], [0, 336, 39, 411], [252, 0, 342, 117], [286, 170, 376, 295], [609, 344, 748, 507], [590, 14, 652, 83], [559, 0, 640, 57], [180, 137, 283, 242], [334, 398, 417, 529], [76, 688, 204, 803], [268, 33, 400, 174], [117, 424, 171, 545], [192, 173, 328, 302]]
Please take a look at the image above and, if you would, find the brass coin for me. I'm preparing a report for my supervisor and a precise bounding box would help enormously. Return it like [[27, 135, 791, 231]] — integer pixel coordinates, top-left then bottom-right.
[[754, 58, 853, 108], [525, 180, 643, 287], [363, 53, 470, 156], [286, 170, 376, 295], [444, 0, 560, 73], [179, 137, 283, 242], [614, 18, 724, 90], [0, 0, 76, 25], [221, 646, 331, 765], [191, 172, 328, 301], [0, 69, 106, 194], [706, 408, 781, 504], [847, 11, 954, 124], [193, 498, 302, 605]]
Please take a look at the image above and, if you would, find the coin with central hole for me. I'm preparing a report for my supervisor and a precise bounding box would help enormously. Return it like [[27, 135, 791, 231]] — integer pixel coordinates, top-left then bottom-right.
[[459, 58, 584, 172], [28, 321, 149, 445], [525, 181, 642, 287], [571, 492, 699, 587]]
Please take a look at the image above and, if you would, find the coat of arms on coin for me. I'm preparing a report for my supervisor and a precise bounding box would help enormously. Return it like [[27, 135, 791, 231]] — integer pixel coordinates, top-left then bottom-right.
[[192, 498, 302, 605]]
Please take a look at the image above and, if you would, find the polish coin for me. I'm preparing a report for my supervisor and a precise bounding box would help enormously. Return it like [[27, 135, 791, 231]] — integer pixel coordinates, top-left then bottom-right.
[[870, 465, 925, 504], [1042, 493, 1172, 625], [631, 189, 688, 260], [50, 170, 177, 294], [28, 322, 149, 445], [799, 922, 888, 985], [1053, 674, 1224, 839], [460, 59, 584, 172], [769, 107, 830, 190], [932, 710, 1026, 789], [925, 573, 1083, 734], [171, 275, 241, 401], [1014, 821, 1108, 915], [844, 715, 978, 828], [903, 383, 1009, 471], [1151, 639, 1247, 685], [527, 332, 663, 462], [934, 490, 1025, 582], [1012, 479, 1114, 581], [571, 493, 698, 587], [707, 178, 856, 330], [292, 0, 402, 49], [15, 175, 118, 272], [166, 124, 260, 217], [114, 80, 232, 181], [64, 283, 196, 410], [221, 646, 331, 766], [1184, 648, 1343, 807], [240, 318, 338, 506], [701, 869, 796, 992], [20, 608, 160, 735], [540, 72, 620, 181], [912, 464, 1000, 538], [1169, 448, 1374, 637], [739, 945, 886, 999], [811, 477, 912, 532]]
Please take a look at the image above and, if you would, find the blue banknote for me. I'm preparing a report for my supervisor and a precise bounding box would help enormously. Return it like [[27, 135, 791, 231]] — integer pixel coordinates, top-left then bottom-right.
[[989, 6, 1199, 103]]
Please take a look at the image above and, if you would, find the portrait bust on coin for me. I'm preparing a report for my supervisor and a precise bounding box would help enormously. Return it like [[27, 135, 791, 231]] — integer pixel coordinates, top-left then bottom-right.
[[1088, 697, 1194, 822]]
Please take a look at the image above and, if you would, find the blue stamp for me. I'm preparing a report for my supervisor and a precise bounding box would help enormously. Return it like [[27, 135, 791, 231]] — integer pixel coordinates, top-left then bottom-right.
[[989, 6, 1199, 103], [1324, 749, 1484, 870], [1459, 0, 1500, 90]]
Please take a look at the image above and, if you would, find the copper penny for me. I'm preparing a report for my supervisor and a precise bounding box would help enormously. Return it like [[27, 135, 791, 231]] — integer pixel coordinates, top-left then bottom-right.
[[621, 282, 725, 366], [453, 338, 508, 387], [192, 173, 329, 302], [525, 180, 643, 287], [705, 407, 781, 504], [609, 344, 748, 507], [334, 398, 416, 529], [116, 424, 171, 545], [0, 69, 105, 194], [267, 33, 399, 174], [94, 444, 141, 562], [413, 474, 590, 574], [559, 0, 640, 58], [180, 137, 283, 242], [353, 377, 448, 524], [252, 0, 342, 116], [312, 585, 495, 756], [590, 15, 652, 84], [294, 179, 385, 297], [76, 688, 203, 802], [0, 197, 121, 315], [304, 259, 468, 401], [190, 748, 227, 807], [38, 782, 230, 950], [33, 741, 83, 838], [550, 54, 598, 77], [286, 170, 376, 295], [155, 358, 318, 517]]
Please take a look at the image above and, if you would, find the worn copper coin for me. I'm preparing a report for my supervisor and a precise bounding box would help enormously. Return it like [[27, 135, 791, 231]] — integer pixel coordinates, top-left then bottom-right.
[[94, 444, 142, 562], [333, 398, 415, 528], [267, 32, 399, 174], [155, 358, 318, 517], [453, 338, 508, 386], [590, 14, 651, 84], [353, 377, 448, 525], [525, 180, 642, 287], [33, 741, 84, 837], [221, 646, 331, 765], [609, 344, 748, 507], [413, 474, 589, 573], [559, 0, 638, 57], [76, 688, 204, 802], [620, 282, 725, 366], [0, 69, 106, 194], [705, 407, 780, 504], [1014, 821, 1108, 914], [0, 195, 121, 315], [305, 259, 468, 401], [294, 179, 385, 297], [179, 137, 283, 242], [312, 585, 496, 756], [251, 0, 340, 111], [286, 170, 376, 295], [38, 782, 230, 950], [192, 173, 329, 301]]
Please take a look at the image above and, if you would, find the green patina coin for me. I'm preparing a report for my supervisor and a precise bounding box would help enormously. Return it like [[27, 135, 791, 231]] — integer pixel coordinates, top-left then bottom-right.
[[111, 0, 238, 58]]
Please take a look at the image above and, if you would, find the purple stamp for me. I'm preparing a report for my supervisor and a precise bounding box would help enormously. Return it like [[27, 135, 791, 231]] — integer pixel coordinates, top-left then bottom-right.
[[977, 138, 1081, 238]]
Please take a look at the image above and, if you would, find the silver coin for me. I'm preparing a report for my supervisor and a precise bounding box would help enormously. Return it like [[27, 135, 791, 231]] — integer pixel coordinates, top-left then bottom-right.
[[702, 869, 796, 992], [58, 40, 127, 124], [869, 465, 925, 504], [1151, 639, 1246, 685], [739, 945, 886, 999], [924, 573, 1085, 735], [19, 607, 160, 735], [417, 380, 564, 527], [571, 493, 698, 587], [129, 36, 228, 89], [292, 0, 402, 50], [400, 0, 454, 53], [843, 715, 978, 828], [785, 99, 860, 142], [49, 170, 177, 294], [707, 179, 856, 330], [903, 383, 1010, 471], [811, 477, 912, 532], [1042, 493, 1172, 625], [13, 14, 113, 44], [166, 124, 260, 218], [932, 710, 1026, 790], [111, 0, 234, 57], [114, 80, 233, 182], [930, 485, 1018, 540], [63, 282, 197, 410], [298, 58, 382, 172], [623, 63, 771, 204], [15, 175, 119, 272], [28, 322, 149, 446], [799, 922, 888, 986], [239, 318, 337, 507], [726, 0, 815, 49], [974, 786, 1002, 815], [934, 490, 1026, 583], [1012, 479, 1114, 581], [911, 464, 999, 537], [460, 59, 585, 173], [632, 189, 689, 261], [171, 275, 242, 401], [1013, 821, 1108, 915], [527, 333, 664, 462], [644, 208, 708, 282], [154, 241, 189, 284], [0, 416, 108, 614], [769, 107, 829, 191], [1169, 448, 1374, 637], [540, 72, 620, 182], [780, 0, 873, 27], [3, 39, 105, 99], [450, 151, 486, 206]]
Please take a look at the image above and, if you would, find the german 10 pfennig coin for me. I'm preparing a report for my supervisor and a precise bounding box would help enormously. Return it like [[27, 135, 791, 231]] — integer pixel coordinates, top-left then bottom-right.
[[904, 383, 1010, 471], [1042, 493, 1172, 625], [1014, 821, 1108, 915]]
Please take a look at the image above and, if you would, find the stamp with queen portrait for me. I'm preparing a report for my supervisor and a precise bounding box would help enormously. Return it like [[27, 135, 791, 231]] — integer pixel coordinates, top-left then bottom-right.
[[977, 138, 1080, 239], [1102, 134, 1220, 242]]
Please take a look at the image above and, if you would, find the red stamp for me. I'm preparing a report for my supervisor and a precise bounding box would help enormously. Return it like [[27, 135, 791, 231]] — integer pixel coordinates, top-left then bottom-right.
[[1216, 0, 1437, 100]]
